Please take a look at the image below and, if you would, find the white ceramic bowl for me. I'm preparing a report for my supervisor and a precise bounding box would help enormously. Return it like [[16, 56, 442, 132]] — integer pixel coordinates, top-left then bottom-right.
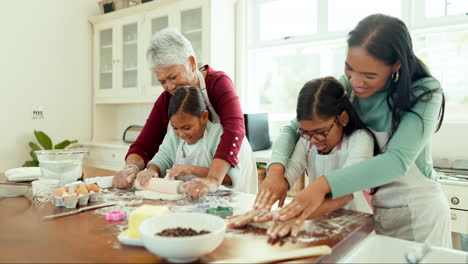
[[139, 213, 226, 263]]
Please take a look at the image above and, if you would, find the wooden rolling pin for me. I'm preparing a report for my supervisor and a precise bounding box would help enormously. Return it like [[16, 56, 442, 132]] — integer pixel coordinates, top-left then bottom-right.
[[211, 245, 332, 263], [135, 178, 185, 194]]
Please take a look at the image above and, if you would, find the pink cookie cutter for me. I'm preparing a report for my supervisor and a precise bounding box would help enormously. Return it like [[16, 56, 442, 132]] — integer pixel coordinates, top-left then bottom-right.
[[106, 210, 125, 221]]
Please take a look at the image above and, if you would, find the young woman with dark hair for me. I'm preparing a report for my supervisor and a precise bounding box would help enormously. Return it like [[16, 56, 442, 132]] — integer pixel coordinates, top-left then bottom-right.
[[254, 14, 451, 247]]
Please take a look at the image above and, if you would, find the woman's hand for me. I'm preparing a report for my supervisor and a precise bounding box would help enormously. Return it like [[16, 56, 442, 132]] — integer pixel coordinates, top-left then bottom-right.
[[266, 216, 304, 239], [136, 169, 159, 187], [254, 164, 289, 210], [276, 176, 330, 225], [112, 166, 138, 190], [226, 208, 273, 228], [182, 177, 218, 200], [166, 165, 193, 180]]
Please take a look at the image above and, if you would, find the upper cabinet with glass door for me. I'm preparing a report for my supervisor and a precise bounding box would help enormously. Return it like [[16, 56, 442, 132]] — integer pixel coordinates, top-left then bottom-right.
[[143, 1, 206, 98], [181, 7, 203, 67], [96, 25, 114, 92], [93, 16, 142, 101], [122, 22, 139, 91], [144, 7, 169, 97]]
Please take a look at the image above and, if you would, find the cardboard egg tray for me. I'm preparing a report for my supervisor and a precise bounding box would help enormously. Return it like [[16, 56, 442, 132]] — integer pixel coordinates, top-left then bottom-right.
[[52, 181, 101, 209]]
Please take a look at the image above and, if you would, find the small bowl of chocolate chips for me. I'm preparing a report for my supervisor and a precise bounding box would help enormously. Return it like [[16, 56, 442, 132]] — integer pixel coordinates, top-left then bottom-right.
[[139, 212, 226, 263]]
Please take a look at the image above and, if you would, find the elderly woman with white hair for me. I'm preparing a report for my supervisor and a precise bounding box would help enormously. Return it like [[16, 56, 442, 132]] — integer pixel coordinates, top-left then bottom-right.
[[112, 28, 256, 199]]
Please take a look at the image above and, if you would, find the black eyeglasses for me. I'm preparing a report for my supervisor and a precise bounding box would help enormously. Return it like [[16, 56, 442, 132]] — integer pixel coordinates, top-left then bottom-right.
[[297, 118, 337, 142]]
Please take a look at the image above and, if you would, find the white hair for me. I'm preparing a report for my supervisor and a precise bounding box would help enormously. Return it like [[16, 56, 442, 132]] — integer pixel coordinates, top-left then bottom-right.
[[146, 28, 196, 71]]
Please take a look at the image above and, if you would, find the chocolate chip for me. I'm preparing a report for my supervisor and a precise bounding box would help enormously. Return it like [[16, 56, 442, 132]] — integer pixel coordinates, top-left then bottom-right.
[[156, 227, 210, 237]]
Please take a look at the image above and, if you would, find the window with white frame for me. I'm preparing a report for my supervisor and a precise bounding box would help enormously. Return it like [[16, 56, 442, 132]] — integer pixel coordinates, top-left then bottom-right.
[[239, 0, 468, 123]]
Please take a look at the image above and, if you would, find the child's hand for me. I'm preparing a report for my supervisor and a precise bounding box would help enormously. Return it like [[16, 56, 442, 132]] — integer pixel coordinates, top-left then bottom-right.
[[266, 215, 303, 239], [254, 164, 290, 210], [226, 208, 273, 228], [166, 165, 192, 180], [276, 176, 330, 225], [136, 169, 159, 187]]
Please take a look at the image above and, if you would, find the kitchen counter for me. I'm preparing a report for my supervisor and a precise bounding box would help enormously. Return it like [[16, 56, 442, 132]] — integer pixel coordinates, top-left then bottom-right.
[[338, 233, 468, 263], [0, 167, 375, 263]]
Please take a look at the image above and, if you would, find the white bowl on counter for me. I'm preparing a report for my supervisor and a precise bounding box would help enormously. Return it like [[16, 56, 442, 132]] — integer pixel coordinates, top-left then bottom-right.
[[139, 212, 226, 263]]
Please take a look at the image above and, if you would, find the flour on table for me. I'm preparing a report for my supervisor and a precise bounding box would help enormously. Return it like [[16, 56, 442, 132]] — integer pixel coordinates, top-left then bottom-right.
[[135, 190, 185, 201]]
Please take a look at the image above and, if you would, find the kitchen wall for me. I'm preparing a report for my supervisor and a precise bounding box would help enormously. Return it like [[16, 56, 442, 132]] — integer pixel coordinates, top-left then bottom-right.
[[0, 0, 99, 171]]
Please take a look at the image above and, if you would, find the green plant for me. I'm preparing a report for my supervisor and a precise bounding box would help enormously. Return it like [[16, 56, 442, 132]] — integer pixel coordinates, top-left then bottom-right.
[[22, 130, 78, 167]]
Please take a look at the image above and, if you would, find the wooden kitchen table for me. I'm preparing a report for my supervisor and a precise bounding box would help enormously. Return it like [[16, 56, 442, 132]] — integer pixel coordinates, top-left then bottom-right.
[[0, 167, 374, 263]]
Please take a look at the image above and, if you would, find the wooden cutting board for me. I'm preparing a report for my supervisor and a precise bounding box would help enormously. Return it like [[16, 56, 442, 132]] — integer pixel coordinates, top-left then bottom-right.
[[202, 192, 375, 263]]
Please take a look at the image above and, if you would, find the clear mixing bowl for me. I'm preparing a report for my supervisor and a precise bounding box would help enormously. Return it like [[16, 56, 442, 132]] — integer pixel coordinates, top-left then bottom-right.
[[35, 149, 88, 186]]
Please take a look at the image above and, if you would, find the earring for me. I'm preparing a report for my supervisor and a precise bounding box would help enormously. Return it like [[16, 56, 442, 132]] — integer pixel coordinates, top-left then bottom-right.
[[392, 70, 399, 83]]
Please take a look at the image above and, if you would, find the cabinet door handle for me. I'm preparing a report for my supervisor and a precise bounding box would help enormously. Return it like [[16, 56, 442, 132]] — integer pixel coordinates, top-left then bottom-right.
[[451, 197, 460, 205]]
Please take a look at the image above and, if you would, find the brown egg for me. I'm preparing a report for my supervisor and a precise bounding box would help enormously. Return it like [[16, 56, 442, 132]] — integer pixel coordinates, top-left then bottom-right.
[[84, 183, 90, 191], [89, 183, 99, 193], [53, 188, 65, 197], [77, 185, 89, 195], [63, 193, 78, 199]]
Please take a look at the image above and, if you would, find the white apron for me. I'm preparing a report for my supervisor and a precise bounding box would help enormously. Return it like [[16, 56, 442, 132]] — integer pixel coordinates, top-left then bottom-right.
[[233, 137, 258, 194], [371, 130, 452, 248], [348, 91, 452, 247], [306, 141, 373, 214], [177, 70, 257, 194], [173, 135, 212, 182]]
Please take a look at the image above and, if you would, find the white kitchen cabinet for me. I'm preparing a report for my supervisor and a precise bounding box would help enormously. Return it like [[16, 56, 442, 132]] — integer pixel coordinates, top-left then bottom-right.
[[83, 143, 128, 171], [439, 179, 468, 234], [86, 0, 235, 170], [437, 174, 468, 250]]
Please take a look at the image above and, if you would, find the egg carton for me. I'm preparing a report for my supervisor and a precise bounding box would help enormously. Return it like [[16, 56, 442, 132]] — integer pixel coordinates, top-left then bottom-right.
[[52, 181, 101, 209]]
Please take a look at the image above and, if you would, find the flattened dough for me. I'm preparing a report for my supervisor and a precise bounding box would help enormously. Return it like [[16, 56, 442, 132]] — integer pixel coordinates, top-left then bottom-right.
[[135, 190, 185, 201], [250, 221, 307, 231], [250, 221, 274, 230]]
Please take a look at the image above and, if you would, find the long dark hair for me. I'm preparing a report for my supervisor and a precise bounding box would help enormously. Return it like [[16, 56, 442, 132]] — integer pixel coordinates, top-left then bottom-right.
[[297, 77, 381, 156], [168, 86, 207, 118], [347, 14, 445, 143]]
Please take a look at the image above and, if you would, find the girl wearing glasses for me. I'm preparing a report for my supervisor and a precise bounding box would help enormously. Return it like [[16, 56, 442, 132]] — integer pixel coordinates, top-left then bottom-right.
[[227, 77, 379, 232], [283, 77, 379, 217], [254, 14, 451, 247]]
